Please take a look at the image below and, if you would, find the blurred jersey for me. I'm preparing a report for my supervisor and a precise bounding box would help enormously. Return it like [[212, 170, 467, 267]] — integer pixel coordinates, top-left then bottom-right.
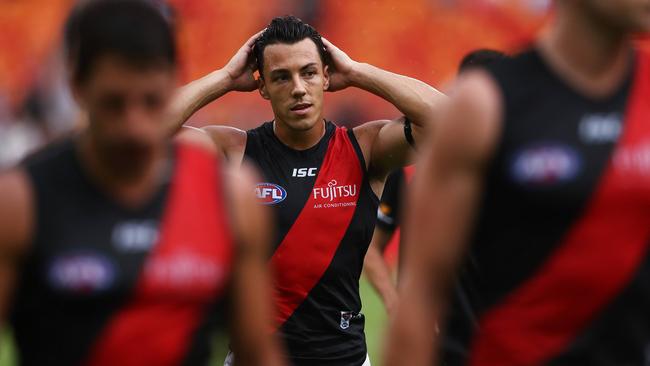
[[443, 48, 650, 365], [377, 169, 405, 234], [11, 139, 233, 366]]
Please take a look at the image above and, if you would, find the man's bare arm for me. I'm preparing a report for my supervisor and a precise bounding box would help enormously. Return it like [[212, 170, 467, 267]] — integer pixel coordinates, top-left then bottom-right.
[[227, 163, 285, 366], [165, 31, 263, 134], [0, 170, 33, 322], [322, 38, 446, 177], [363, 227, 398, 315], [384, 71, 501, 366]]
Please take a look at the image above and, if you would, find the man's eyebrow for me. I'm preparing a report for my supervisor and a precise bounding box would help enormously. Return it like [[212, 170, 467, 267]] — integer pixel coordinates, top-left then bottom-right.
[[300, 63, 318, 70]]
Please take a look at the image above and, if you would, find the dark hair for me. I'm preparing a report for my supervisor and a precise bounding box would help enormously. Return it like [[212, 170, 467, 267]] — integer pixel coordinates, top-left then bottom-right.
[[458, 49, 507, 74], [254, 15, 328, 77], [64, 0, 176, 83]]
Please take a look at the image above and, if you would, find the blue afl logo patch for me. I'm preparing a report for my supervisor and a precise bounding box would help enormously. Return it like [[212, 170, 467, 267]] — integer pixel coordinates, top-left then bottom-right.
[[48, 252, 116, 293], [255, 183, 287, 205], [511, 144, 581, 186]]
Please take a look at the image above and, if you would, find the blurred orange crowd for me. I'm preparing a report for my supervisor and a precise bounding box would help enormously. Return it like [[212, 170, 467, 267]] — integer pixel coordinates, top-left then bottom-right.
[[1, 0, 550, 127]]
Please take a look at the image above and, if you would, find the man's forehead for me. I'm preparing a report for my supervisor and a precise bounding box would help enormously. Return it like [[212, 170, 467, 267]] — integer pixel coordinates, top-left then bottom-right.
[[264, 38, 323, 72]]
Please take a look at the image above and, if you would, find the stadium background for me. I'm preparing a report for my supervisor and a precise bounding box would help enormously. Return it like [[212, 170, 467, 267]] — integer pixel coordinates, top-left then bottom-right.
[[0, 0, 551, 364]]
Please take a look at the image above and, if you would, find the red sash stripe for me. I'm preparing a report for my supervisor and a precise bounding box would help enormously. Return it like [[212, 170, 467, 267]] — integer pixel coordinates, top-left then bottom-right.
[[270, 127, 364, 328], [85, 145, 233, 366]]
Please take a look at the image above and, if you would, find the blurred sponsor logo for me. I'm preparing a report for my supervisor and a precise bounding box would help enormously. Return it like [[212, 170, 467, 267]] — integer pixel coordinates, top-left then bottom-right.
[[511, 144, 581, 186], [579, 113, 622, 143], [614, 142, 650, 176], [48, 252, 115, 293], [144, 252, 223, 288], [112, 220, 159, 252]]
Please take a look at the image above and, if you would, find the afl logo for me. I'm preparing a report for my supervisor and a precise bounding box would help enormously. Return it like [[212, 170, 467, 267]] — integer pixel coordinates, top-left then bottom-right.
[[48, 252, 116, 293], [511, 144, 581, 186], [255, 183, 287, 205]]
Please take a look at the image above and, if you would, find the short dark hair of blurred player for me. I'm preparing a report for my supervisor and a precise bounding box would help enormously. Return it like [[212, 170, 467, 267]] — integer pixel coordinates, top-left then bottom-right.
[[0, 1, 282, 365], [363, 49, 507, 317], [386, 1, 650, 365]]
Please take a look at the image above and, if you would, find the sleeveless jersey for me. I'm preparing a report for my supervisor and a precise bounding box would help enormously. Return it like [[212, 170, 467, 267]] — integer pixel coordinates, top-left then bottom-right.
[[12, 139, 233, 366], [442, 48, 650, 366], [245, 121, 379, 366]]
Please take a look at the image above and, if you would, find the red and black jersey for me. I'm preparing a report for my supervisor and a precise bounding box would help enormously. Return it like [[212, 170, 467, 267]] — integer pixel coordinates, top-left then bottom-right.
[[12, 139, 233, 366], [442, 48, 650, 366], [245, 121, 378, 366]]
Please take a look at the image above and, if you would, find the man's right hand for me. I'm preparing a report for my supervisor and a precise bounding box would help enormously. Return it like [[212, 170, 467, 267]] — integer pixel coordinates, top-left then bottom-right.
[[223, 30, 265, 92], [166, 30, 265, 134]]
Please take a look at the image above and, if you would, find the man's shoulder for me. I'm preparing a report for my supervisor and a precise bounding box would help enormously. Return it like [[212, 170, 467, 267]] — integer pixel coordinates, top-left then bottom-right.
[[351, 119, 394, 146], [0, 167, 34, 254]]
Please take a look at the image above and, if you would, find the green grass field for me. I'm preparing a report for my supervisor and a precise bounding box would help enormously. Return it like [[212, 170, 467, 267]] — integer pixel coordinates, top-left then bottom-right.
[[0, 279, 388, 366]]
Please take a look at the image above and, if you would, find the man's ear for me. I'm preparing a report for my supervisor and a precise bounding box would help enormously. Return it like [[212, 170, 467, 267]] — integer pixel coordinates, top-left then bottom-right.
[[323, 65, 330, 91], [258, 76, 270, 100]]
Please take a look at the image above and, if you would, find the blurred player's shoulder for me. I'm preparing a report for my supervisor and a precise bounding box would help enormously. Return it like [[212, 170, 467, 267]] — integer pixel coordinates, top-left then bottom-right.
[[174, 126, 223, 158]]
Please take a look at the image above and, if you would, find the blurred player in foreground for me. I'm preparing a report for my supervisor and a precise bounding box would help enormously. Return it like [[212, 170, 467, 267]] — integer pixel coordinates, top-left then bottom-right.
[[386, 0, 650, 365], [0, 1, 282, 365], [169, 15, 445, 366], [363, 49, 507, 317]]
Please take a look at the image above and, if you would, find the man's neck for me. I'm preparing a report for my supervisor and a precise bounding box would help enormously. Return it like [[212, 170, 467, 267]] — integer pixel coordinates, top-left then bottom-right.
[[539, 5, 631, 98], [273, 118, 326, 151], [77, 133, 168, 208]]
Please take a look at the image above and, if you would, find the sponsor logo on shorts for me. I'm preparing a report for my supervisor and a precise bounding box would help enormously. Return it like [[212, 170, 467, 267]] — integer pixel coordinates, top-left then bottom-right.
[[255, 183, 287, 205], [312, 180, 358, 208], [48, 252, 116, 293], [511, 143, 581, 186]]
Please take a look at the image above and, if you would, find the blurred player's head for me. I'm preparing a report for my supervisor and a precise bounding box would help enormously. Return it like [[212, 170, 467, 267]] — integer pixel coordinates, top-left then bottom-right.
[[458, 49, 507, 74], [65, 0, 176, 179], [255, 16, 330, 133], [560, 0, 650, 34]]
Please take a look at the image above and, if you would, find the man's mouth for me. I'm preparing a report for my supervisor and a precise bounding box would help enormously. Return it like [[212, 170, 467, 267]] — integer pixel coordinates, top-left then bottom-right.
[[290, 103, 312, 111]]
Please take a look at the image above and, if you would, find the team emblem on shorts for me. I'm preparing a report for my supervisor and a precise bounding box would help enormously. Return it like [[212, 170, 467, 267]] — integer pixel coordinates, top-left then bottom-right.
[[255, 183, 287, 205], [340, 311, 353, 330]]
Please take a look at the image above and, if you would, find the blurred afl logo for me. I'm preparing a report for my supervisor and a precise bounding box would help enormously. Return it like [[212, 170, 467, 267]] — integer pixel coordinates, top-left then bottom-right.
[[48, 252, 115, 293], [255, 183, 287, 205], [511, 144, 581, 186]]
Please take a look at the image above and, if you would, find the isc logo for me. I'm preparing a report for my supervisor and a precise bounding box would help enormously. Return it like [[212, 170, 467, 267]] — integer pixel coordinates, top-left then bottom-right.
[[255, 183, 287, 205], [292, 168, 317, 177]]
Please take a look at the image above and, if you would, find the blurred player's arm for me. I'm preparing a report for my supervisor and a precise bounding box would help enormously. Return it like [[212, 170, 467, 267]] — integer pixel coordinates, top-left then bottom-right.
[[174, 126, 219, 155], [226, 163, 285, 366], [0, 170, 32, 325], [322, 38, 446, 177], [384, 72, 501, 366], [363, 226, 398, 315]]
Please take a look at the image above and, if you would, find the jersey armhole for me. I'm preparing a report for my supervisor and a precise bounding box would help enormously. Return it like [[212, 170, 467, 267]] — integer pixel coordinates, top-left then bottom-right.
[[347, 128, 368, 176]]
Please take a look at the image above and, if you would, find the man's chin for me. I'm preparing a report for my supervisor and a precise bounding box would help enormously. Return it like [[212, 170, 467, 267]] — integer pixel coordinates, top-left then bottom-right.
[[283, 117, 322, 132], [102, 146, 154, 182]]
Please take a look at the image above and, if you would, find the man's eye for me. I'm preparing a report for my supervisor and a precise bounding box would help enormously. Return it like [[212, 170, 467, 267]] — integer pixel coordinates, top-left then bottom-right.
[[100, 95, 124, 112], [144, 94, 163, 110]]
